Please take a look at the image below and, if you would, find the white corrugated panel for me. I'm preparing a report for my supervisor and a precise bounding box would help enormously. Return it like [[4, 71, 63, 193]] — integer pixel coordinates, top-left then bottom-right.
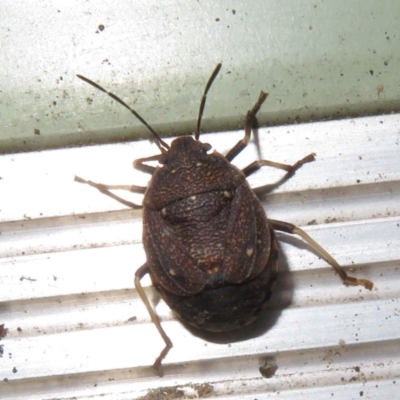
[[0, 114, 399, 399]]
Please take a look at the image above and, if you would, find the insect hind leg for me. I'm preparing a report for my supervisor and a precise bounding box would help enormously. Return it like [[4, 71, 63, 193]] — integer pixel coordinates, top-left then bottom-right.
[[269, 219, 373, 290], [135, 264, 173, 376]]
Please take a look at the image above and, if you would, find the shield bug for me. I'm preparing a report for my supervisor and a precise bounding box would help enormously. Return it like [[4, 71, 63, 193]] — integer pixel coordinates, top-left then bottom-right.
[[75, 64, 373, 375]]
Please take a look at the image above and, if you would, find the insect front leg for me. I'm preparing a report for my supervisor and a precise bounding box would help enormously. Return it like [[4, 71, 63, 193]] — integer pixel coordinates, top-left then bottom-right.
[[74, 176, 146, 208], [133, 153, 165, 175], [135, 264, 173, 376], [75, 153, 165, 207], [269, 219, 374, 290]]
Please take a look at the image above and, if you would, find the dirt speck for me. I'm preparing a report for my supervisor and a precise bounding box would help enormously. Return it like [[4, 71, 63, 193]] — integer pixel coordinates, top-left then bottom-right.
[[96, 24, 105, 33], [0, 325, 8, 339], [259, 358, 278, 378], [324, 217, 338, 224], [139, 383, 214, 400]]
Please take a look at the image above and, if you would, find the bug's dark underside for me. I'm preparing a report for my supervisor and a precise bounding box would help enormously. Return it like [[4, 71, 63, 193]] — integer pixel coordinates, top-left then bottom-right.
[[153, 231, 279, 331]]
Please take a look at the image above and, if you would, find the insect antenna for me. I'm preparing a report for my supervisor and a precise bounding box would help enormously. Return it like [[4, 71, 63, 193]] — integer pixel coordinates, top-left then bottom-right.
[[76, 74, 170, 153], [195, 63, 222, 141]]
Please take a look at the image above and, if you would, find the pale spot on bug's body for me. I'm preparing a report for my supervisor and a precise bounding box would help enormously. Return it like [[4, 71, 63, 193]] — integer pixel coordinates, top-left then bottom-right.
[[246, 247, 254, 257], [207, 266, 220, 275], [196, 162, 205, 167], [224, 190, 233, 199], [160, 208, 167, 217], [169, 269, 177, 276], [190, 195, 197, 201]]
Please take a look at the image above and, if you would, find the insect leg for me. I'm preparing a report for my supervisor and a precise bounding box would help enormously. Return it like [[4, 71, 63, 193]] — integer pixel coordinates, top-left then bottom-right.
[[225, 91, 268, 162], [74, 176, 145, 208], [243, 153, 315, 177], [245, 153, 316, 195], [135, 264, 173, 376], [133, 153, 165, 175], [269, 219, 374, 290]]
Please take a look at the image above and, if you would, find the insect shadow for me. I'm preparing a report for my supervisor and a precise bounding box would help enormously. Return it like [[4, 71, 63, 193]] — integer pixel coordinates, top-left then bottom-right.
[[75, 64, 373, 376], [182, 247, 293, 344]]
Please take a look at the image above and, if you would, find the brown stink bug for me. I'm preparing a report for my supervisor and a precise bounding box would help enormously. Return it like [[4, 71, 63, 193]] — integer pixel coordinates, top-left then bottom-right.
[[75, 64, 373, 375]]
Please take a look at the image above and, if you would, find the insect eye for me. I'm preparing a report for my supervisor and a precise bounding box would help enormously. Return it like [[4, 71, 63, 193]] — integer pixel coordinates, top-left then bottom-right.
[[201, 143, 212, 152], [158, 154, 168, 164]]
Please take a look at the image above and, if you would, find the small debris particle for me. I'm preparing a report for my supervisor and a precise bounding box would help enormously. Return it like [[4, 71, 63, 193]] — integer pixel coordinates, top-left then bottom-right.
[[324, 217, 338, 224], [259, 358, 278, 378], [307, 219, 317, 225], [195, 383, 213, 397], [127, 316, 137, 322], [232, 9, 236, 15], [215, 17, 220, 22], [0, 324, 8, 339], [34, 128, 41, 135], [360, 391, 364, 397], [12, 367, 17, 373], [98, 24, 105, 31], [139, 382, 214, 399], [339, 338, 346, 346], [20, 276, 36, 282], [139, 386, 184, 400]]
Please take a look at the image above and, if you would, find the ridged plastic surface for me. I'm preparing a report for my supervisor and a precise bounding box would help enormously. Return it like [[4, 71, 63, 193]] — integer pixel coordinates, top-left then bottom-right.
[[1, 114, 399, 399]]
